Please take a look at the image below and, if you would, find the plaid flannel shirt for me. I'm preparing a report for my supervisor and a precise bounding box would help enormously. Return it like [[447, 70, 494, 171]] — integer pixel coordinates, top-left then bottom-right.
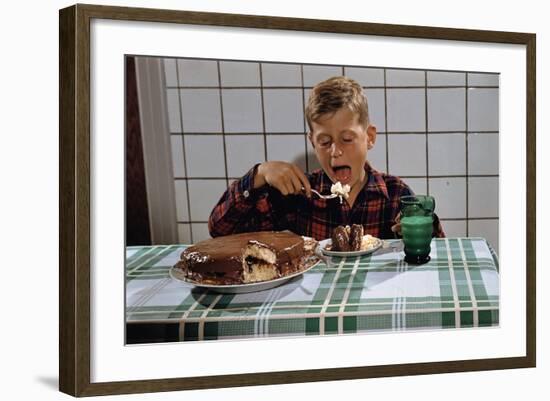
[[208, 163, 445, 240]]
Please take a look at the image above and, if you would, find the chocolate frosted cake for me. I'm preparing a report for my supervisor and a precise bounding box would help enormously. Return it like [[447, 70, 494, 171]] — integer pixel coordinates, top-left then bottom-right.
[[330, 224, 364, 251], [175, 231, 317, 285]]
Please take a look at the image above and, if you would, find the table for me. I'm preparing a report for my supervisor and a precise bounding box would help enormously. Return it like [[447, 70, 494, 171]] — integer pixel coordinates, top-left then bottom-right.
[[126, 238, 499, 344]]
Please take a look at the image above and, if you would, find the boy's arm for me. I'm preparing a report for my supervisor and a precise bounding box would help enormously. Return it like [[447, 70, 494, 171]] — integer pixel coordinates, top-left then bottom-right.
[[208, 164, 277, 237], [432, 213, 445, 238]]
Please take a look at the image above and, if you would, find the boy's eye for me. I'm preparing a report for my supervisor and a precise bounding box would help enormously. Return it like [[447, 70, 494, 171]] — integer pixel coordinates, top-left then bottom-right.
[[318, 139, 331, 147]]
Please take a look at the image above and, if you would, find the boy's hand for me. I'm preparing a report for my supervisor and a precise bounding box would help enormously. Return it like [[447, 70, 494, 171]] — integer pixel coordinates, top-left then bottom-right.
[[254, 161, 312, 197], [391, 213, 402, 236]]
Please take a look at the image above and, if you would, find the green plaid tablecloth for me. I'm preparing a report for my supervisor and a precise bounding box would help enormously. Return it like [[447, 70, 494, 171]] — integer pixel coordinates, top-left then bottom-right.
[[126, 238, 499, 343]]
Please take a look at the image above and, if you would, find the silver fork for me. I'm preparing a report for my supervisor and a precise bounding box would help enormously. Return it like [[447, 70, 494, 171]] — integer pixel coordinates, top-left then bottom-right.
[[310, 189, 338, 199], [302, 187, 340, 201]]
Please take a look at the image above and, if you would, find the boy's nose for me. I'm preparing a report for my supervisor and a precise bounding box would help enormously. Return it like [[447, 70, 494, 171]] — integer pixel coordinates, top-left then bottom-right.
[[330, 143, 343, 157]]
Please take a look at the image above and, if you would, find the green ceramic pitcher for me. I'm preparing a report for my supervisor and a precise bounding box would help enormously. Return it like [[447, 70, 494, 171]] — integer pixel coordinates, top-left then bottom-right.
[[400, 195, 435, 264]]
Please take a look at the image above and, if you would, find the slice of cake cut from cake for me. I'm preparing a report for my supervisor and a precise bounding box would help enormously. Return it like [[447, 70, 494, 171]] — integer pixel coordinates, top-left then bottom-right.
[[175, 231, 317, 285], [330, 224, 364, 251]]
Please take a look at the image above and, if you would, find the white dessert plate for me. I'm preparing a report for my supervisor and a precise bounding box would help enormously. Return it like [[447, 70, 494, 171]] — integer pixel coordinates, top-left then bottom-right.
[[319, 236, 383, 257]]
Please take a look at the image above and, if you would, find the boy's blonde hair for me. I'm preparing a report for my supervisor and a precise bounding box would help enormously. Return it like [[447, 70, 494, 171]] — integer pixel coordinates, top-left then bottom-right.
[[305, 76, 370, 132]]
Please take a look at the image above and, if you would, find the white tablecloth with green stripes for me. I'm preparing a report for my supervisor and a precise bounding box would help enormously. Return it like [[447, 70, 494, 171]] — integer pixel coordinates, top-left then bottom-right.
[[126, 238, 499, 343]]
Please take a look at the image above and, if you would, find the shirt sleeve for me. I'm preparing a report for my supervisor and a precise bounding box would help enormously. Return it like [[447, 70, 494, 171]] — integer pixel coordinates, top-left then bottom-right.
[[432, 213, 446, 238], [208, 164, 278, 237]]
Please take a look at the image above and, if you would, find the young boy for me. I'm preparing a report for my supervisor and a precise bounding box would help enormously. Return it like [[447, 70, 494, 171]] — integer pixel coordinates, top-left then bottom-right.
[[208, 76, 444, 240]]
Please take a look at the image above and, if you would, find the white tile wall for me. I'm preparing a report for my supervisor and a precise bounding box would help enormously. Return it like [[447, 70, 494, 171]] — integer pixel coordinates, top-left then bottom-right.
[[174, 180, 189, 221], [404, 177, 427, 195], [388, 134, 426, 176], [161, 58, 500, 248], [177, 223, 192, 244], [468, 177, 499, 218], [386, 69, 425, 86], [221, 89, 263, 132], [386, 89, 426, 132], [225, 135, 265, 177], [368, 133, 386, 173], [219, 61, 260, 86], [183, 135, 226, 177], [343, 67, 384, 86], [263, 89, 304, 132], [428, 134, 466, 175], [427, 89, 466, 131], [267, 135, 307, 171], [261, 63, 302, 86], [165, 89, 181, 132], [365, 88, 386, 132], [191, 223, 212, 242], [303, 65, 342, 86], [468, 133, 499, 175], [187, 180, 228, 221], [179, 89, 221, 132], [170, 135, 186, 177], [427, 71, 465, 86], [468, 73, 499, 87], [177, 59, 219, 86], [306, 139, 322, 172], [439, 220, 467, 237], [468, 88, 499, 131], [469, 219, 499, 254], [428, 177, 467, 219], [163, 59, 178, 86]]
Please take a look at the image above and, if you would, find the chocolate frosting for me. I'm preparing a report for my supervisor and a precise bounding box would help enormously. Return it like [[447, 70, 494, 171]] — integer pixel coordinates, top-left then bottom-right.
[[350, 224, 364, 251], [179, 231, 305, 274], [331, 226, 350, 251]]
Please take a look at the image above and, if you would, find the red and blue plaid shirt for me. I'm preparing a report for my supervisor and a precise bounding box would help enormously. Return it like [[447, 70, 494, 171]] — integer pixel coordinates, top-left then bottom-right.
[[208, 163, 445, 240]]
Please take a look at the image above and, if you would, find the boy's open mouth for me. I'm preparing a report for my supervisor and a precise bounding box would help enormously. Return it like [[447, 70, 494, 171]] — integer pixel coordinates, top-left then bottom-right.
[[332, 165, 352, 183]]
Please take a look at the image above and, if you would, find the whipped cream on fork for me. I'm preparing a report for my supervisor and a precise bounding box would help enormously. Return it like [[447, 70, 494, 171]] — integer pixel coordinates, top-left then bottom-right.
[[330, 182, 351, 203]]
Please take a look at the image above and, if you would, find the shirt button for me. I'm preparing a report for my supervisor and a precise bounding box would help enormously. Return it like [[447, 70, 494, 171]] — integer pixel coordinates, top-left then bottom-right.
[[243, 190, 250, 198]]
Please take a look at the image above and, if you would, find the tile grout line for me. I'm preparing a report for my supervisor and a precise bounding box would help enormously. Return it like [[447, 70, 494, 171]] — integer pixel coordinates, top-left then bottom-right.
[[425, 71, 430, 195], [216, 61, 230, 190], [384, 68, 389, 174], [259, 63, 268, 163], [173, 59, 194, 244], [301, 65, 308, 172], [166, 85, 500, 90], [465, 74, 470, 236], [156, 54, 500, 74]]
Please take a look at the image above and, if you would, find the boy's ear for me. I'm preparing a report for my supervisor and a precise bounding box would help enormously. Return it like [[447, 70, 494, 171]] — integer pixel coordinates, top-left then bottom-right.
[[366, 125, 377, 149], [307, 132, 315, 148]]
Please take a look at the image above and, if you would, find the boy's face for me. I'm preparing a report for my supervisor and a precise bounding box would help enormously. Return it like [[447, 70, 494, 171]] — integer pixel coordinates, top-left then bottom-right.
[[309, 108, 376, 190]]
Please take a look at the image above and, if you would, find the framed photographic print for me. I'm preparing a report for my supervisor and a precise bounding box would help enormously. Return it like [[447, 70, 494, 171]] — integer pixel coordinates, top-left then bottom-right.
[[59, 3, 536, 397]]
